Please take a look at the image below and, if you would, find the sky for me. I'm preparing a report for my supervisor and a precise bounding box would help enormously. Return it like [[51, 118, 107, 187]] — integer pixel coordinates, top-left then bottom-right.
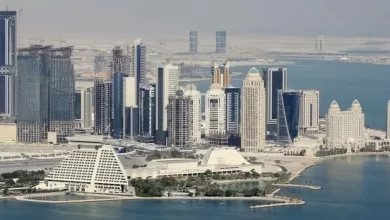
[[2, 0, 390, 38]]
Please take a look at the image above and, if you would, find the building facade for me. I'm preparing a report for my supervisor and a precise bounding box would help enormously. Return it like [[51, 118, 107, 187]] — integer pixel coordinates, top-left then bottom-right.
[[48, 47, 75, 143], [94, 79, 112, 136], [326, 100, 365, 149], [139, 83, 156, 139], [299, 90, 319, 134], [387, 101, 390, 139], [184, 84, 201, 144], [216, 31, 227, 53], [16, 46, 51, 143], [315, 36, 325, 52], [242, 68, 266, 152], [0, 11, 17, 116], [189, 30, 198, 53], [167, 90, 190, 148], [225, 86, 240, 135], [262, 68, 287, 132], [156, 64, 179, 145], [211, 61, 230, 88], [94, 54, 108, 73], [205, 83, 226, 138], [112, 72, 125, 139], [277, 89, 300, 145], [131, 39, 146, 106], [74, 87, 93, 129], [123, 76, 139, 139]]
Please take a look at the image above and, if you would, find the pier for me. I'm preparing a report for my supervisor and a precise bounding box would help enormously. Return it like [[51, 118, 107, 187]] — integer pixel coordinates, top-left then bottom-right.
[[273, 183, 322, 190], [249, 200, 306, 209]]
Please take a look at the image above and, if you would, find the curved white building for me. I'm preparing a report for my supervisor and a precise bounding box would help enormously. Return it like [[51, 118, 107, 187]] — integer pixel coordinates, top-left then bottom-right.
[[184, 84, 201, 143], [205, 83, 226, 137], [242, 68, 266, 152], [326, 100, 365, 149]]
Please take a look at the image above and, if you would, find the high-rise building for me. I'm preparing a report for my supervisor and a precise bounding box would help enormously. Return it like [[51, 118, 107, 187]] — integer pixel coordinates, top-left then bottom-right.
[[315, 36, 325, 52], [74, 87, 93, 129], [94, 54, 108, 73], [131, 39, 146, 106], [299, 90, 319, 134], [216, 31, 227, 53], [48, 47, 75, 143], [167, 89, 190, 148], [111, 46, 124, 75], [211, 61, 230, 87], [262, 68, 288, 132], [387, 101, 390, 139], [325, 100, 365, 149], [0, 11, 17, 116], [242, 68, 266, 152], [16, 45, 51, 143], [123, 76, 139, 139], [155, 64, 179, 145], [205, 83, 226, 138], [139, 83, 156, 140], [184, 84, 201, 144], [112, 72, 125, 139], [189, 30, 198, 53], [277, 89, 300, 145], [94, 78, 112, 136], [224, 86, 240, 135]]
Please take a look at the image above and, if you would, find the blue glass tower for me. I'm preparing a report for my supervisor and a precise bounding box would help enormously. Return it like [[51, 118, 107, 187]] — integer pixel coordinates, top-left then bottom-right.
[[0, 11, 17, 115], [139, 83, 156, 139], [216, 31, 226, 53], [277, 89, 300, 145], [112, 72, 125, 139], [225, 86, 240, 135]]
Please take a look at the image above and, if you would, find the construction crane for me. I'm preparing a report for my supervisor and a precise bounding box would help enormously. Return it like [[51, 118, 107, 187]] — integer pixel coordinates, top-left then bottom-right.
[[28, 38, 44, 45]]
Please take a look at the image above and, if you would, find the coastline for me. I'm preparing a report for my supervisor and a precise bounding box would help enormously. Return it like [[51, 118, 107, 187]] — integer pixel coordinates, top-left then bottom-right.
[[322, 151, 390, 159]]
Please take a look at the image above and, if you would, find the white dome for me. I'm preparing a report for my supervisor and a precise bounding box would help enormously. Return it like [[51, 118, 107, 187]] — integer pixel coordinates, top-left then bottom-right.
[[352, 99, 360, 107], [330, 100, 339, 108], [210, 83, 222, 90]]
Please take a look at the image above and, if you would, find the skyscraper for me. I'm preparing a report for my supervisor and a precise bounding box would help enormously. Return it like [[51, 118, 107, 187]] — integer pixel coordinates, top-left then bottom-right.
[[167, 89, 190, 148], [16, 45, 51, 143], [48, 47, 75, 143], [299, 90, 319, 134], [111, 46, 124, 75], [0, 11, 17, 115], [112, 72, 125, 139], [242, 68, 266, 152], [189, 30, 198, 53], [94, 78, 112, 136], [131, 39, 146, 106], [277, 89, 300, 145], [205, 83, 226, 138], [74, 87, 93, 129], [211, 61, 230, 87], [139, 83, 156, 140], [315, 36, 325, 52], [216, 31, 227, 53], [184, 84, 201, 144], [123, 76, 139, 140], [262, 68, 288, 132], [325, 100, 365, 149], [224, 86, 240, 135], [94, 54, 108, 73], [156, 64, 179, 145]]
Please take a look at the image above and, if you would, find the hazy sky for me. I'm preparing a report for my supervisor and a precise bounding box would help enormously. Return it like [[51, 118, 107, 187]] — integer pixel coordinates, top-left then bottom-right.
[[2, 0, 390, 38]]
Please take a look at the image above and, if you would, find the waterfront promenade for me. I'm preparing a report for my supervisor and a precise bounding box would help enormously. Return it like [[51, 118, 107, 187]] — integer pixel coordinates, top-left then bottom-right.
[[273, 183, 321, 190]]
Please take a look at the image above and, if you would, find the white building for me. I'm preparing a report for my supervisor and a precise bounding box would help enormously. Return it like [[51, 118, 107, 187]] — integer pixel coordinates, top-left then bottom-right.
[[325, 100, 365, 149], [39, 145, 131, 194], [128, 147, 283, 179], [387, 101, 390, 139], [299, 90, 319, 134], [241, 67, 266, 152], [74, 87, 93, 129], [184, 84, 201, 143], [205, 83, 226, 137]]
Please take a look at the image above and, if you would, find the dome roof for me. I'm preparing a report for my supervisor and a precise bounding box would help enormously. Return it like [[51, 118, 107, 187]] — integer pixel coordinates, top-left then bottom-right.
[[330, 100, 339, 108], [210, 83, 222, 90], [352, 99, 360, 107], [248, 67, 260, 74], [245, 67, 261, 80], [185, 84, 197, 91]]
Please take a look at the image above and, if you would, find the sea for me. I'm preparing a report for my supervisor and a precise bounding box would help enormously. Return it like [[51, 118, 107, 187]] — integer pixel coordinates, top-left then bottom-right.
[[2, 155, 390, 219], [180, 59, 390, 131]]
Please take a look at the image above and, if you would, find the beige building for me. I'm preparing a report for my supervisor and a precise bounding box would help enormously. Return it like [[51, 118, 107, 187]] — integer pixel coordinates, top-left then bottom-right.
[[299, 90, 320, 134], [241, 67, 266, 152], [326, 100, 365, 149], [184, 84, 202, 143], [0, 123, 17, 143]]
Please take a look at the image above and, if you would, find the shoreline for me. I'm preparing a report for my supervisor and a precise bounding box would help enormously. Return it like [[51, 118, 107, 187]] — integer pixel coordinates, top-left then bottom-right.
[[322, 151, 390, 159]]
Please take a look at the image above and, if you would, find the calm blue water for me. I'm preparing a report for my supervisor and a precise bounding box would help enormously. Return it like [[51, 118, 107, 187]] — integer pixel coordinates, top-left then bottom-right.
[[182, 59, 390, 130], [2, 155, 390, 220]]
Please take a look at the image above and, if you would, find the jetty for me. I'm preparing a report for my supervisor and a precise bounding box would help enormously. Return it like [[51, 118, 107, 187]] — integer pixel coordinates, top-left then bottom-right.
[[273, 183, 322, 190], [249, 200, 306, 209]]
